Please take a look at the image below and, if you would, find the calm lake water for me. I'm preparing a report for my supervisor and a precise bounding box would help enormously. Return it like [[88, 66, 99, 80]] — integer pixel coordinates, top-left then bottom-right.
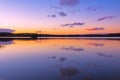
[[0, 38, 120, 80]]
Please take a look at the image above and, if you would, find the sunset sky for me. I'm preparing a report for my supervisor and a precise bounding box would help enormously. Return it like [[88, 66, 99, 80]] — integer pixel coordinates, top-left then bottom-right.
[[0, 0, 120, 34]]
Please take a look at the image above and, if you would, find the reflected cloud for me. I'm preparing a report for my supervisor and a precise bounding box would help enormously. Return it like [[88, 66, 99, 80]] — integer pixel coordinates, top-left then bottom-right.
[[61, 46, 84, 52], [0, 41, 15, 45], [59, 57, 67, 62], [98, 52, 114, 58], [48, 56, 67, 62], [71, 60, 80, 65], [0, 39, 119, 80], [87, 63, 103, 67], [0, 45, 5, 49], [0, 40, 15, 50], [48, 56, 56, 59], [83, 76, 93, 80], [87, 43, 104, 47], [60, 67, 80, 78]]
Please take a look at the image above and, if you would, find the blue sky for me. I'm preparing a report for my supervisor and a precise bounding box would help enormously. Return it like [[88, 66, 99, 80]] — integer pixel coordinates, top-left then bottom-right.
[[0, 0, 120, 34]]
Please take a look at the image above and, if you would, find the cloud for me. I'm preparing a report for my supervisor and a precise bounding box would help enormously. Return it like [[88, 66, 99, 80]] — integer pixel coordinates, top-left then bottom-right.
[[47, 12, 67, 18], [69, 9, 80, 14], [61, 22, 85, 28], [59, 0, 80, 7], [0, 28, 15, 33], [48, 14, 57, 18], [97, 16, 115, 21], [87, 7, 103, 11], [86, 27, 104, 31], [58, 12, 67, 17], [51, 6, 63, 10]]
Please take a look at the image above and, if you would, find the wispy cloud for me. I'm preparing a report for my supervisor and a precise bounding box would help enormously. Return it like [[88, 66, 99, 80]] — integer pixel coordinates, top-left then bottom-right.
[[61, 22, 84, 28], [58, 12, 67, 17], [51, 6, 63, 10], [87, 7, 103, 11], [59, 0, 80, 7], [48, 12, 67, 18], [97, 16, 116, 21], [68, 9, 80, 14], [0, 28, 15, 33], [86, 27, 104, 31], [48, 14, 57, 18]]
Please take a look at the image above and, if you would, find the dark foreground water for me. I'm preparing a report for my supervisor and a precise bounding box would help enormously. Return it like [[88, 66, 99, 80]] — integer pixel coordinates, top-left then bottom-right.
[[0, 38, 120, 80]]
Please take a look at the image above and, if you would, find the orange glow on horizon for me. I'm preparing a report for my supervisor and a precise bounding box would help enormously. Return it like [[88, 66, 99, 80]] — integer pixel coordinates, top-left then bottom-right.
[[14, 27, 120, 35]]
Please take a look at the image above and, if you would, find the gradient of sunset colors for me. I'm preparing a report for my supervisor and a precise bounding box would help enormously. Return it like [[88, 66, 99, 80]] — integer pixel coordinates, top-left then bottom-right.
[[0, 0, 120, 34]]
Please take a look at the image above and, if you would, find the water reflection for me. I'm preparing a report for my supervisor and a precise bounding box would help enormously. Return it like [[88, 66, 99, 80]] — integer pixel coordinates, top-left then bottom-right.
[[87, 43, 104, 47], [97, 52, 114, 58], [48, 56, 67, 62], [60, 67, 80, 79], [0, 38, 120, 80], [48, 56, 56, 59], [59, 57, 67, 62], [61, 46, 84, 52], [83, 77, 93, 80], [0, 39, 14, 50], [0, 41, 14, 45], [0, 45, 5, 49], [87, 63, 103, 67]]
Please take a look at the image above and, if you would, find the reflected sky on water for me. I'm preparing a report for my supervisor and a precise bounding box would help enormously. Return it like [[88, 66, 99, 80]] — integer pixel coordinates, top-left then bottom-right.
[[0, 38, 120, 80]]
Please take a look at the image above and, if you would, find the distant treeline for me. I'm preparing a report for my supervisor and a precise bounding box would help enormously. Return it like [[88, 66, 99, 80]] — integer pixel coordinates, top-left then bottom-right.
[[0, 32, 120, 38]]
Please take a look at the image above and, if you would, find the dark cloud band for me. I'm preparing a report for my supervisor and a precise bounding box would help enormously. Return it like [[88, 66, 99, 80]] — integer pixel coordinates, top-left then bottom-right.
[[59, 0, 80, 7], [61, 22, 85, 28], [86, 27, 104, 31], [0, 28, 15, 33]]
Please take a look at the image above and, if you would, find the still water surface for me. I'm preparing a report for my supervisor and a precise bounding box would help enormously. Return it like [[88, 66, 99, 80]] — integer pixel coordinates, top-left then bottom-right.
[[0, 38, 120, 80]]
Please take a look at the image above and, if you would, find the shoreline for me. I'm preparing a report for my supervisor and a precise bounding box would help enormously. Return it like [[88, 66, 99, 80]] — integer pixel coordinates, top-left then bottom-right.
[[0, 36, 120, 39]]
